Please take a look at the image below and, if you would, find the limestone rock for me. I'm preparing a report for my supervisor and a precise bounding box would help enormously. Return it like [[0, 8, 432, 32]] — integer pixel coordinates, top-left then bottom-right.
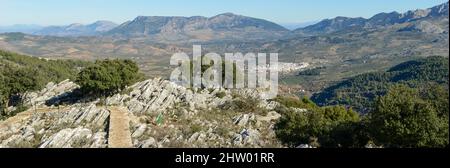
[[90, 132, 108, 148], [400, 21, 445, 34], [131, 124, 147, 138], [233, 128, 261, 146], [22, 79, 79, 106], [3, 77, 283, 148], [233, 114, 255, 126], [39, 127, 92, 148], [56, 104, 109, 126], [256, 111, 281, 122], [139, 137, 157, 148], [297, 144, 315, 148]]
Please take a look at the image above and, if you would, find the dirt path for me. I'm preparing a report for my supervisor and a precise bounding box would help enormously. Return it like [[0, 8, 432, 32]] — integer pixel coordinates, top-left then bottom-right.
[[107, 106, 133, 148]]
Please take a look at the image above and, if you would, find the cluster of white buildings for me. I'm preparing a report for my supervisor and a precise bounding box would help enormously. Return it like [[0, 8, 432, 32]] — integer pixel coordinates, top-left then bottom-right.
[[255, 62, 310, 73]]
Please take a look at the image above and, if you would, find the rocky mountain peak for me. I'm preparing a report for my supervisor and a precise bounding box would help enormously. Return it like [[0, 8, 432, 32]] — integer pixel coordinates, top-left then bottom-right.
[[67, 23, 84, 28], [105, 13, 289, 40], [215, 12, 239, 17], [88, 21, 118, 32], [430, 2, 449, 16], [295, 2, 449, 35], [209, 12, 243, 20]]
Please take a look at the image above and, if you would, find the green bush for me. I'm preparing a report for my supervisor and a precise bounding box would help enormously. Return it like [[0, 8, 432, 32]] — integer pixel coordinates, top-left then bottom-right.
[[275, 83, 449, 148], [274, 96, 317, 109], [312, 56, 449, 113], [76, 59, 140, 96], [219, 95, 269, 115], [215, 91, 227, 98], [216, 92, 227, 98], [298, 67, 324, 76], [368, 84, 449, 147], [274, 96, 361, 147]]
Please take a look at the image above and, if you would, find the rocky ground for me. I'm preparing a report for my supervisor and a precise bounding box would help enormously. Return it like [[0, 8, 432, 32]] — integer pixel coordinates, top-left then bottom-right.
[[0, 78, 284, 148], [0, 104, 109, 148]]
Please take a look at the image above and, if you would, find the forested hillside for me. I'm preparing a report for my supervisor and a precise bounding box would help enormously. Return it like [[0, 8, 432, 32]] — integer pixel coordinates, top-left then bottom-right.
[[0, 50, 90, 118], [274, 57, 449, 148], [311, 56, 449, 113]]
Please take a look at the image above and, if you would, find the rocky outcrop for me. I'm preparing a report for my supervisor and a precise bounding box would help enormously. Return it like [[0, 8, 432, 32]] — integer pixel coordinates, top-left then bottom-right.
[[297, 144, 315, 148], [233, 114, 255, 126], [114, 78, 284, 148], [2, 77, 284, 148], [139, 137, 157, 148], [0, 103, 109, 148], [400, 21, 445, 34], [256, 111, 281, 122], [107, 78, 275, 115], [21, 79, 79, 106], [40, 127, 95, 148], [131, 124, 147, 138], [57, 104, 110, 126], [232, 128, 262, 146]]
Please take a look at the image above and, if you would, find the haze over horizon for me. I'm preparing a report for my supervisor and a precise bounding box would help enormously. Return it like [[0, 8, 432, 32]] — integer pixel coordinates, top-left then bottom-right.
[[0, 0, 447, 26]]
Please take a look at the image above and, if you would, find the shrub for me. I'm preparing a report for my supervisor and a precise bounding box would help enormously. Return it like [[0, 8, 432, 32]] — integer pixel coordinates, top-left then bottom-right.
[[76, 59, 140, 97], [189, 123, 203, 134], [298, 67, 323, 76], [215, 91, 227, 98], [274, 96, 317, 109], [222, 97, 267, 115], [274, 96, 361, 147], [368, 85, 449, 147]]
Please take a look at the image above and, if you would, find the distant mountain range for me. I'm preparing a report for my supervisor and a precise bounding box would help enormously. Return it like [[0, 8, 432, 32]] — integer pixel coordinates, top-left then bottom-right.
[[33, 21, 118, 37], [294, 2, 449, 35], [105, 13, 289, 41], [1, 2, 448, 40], [0, 2, 448, 80], [0, 24, 43, 34]]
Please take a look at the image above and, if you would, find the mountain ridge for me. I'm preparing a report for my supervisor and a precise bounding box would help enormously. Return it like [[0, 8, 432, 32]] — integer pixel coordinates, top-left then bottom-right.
[[294, 2, 449, 35], [33, 21, 118, 37], [0, 24, 44, 34], [104, 12, 289, 41], [1, 2, 447, 39]]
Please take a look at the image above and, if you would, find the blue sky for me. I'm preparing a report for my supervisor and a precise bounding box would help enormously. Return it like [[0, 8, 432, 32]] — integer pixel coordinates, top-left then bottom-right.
[[0, 0, 447, 26]]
